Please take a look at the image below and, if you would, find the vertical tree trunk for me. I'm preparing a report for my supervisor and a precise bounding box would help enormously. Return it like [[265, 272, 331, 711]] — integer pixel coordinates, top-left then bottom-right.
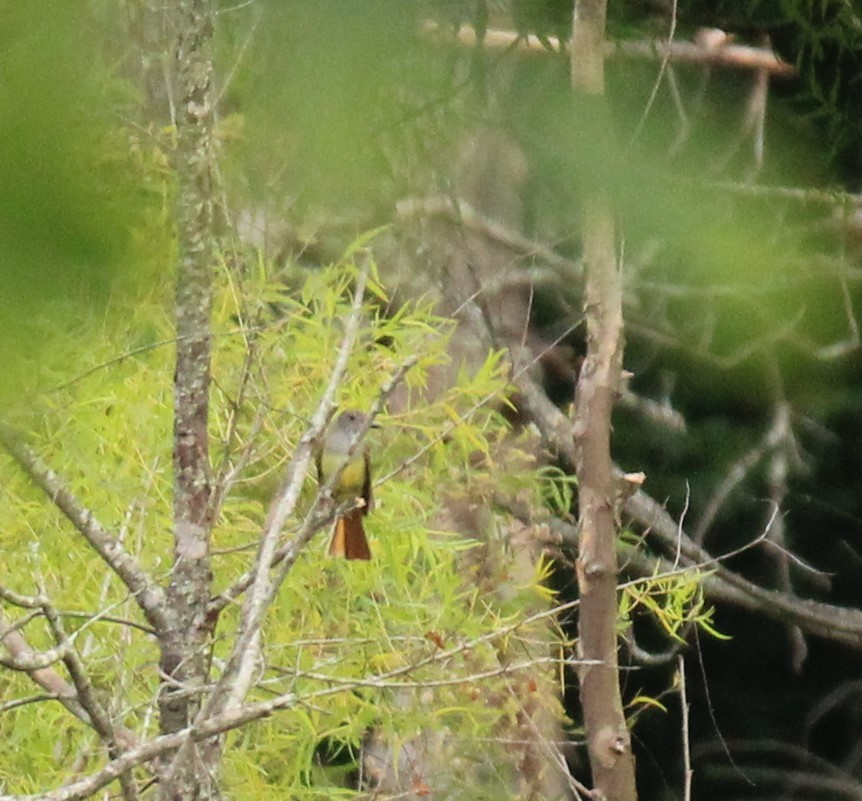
[[159, 2, 217, 799], [570, 1, 638, 799]]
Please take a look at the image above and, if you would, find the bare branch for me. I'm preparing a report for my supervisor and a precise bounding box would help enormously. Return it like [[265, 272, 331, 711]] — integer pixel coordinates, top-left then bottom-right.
[[814, 270, 861, 359], [0, 595, 600, 801], [709, 180, 862, 208], [569, 0, 638, 797], [626, 490, 862, 648], [631, 0, 679, 142], [0, 610, 74, 672], [763, 401, 808, 671], [158, 3, 220, 795], [41, 596, 141, 801], [207, 326, 265, 523], [0, 600, 140, 750], [425, 21, 796, 78], [0, 693, 63, 714], [693, 413, 787, 544], [712, 48, 770, 178], [617, 386, 686, 431], [268, 654, 599, 691], [0, 425, 168, 632], [0, 607, 93, 727], [507, 349, 862, 653], [614, 35, 795, 78]]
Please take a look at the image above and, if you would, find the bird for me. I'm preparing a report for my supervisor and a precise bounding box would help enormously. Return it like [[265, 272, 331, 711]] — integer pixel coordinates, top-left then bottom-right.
[[316, 409, 377, 560]]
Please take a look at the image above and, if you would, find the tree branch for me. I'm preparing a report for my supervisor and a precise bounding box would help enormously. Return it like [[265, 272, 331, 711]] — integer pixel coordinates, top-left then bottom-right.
[[425, 21, 795, 78], [396, 195, 582, 276], [41, 597, 141, 801], [519, 372, 862, 652], [0, 610, 74, 672], [0, 597, 139, 749], [0, 609, 112, 733], [625, 490, 862, 648], [0, 425, 168, 632]]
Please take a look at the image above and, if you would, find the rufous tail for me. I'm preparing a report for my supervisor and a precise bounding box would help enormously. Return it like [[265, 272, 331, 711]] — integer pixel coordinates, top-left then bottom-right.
[[328, 510, 371, 560]]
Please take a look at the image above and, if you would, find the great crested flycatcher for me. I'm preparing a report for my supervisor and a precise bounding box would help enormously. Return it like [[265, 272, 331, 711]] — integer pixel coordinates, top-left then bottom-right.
[[316, 409, 377, 560]]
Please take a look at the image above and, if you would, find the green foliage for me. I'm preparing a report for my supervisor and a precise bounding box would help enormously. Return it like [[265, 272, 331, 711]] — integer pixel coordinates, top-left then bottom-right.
[[0, 4, 761, 797], [537, 464, 578, 518], [619, 565, 729, 643], [0, 245, 563, 799]]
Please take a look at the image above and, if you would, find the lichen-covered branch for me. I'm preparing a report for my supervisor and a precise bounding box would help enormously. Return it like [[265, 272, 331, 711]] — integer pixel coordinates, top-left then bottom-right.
[[0, 425, 168, 633], [0, 605, 138, 749]]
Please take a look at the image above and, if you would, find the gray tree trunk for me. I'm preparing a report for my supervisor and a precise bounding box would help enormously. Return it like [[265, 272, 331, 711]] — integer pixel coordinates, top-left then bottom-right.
[[159, 2, 219, 800]]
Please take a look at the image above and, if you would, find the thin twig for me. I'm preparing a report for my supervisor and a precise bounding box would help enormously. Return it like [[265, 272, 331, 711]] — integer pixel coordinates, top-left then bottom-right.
[[693, 404, 786, 543], [0, 608, 91, 725], [627, 490, 862, 647], [509, 362, 862, 647], [396, 195, 582, 276], [631, 0, 679, 143], [0, 693, 63, 714], [678, 654, 693, 801]]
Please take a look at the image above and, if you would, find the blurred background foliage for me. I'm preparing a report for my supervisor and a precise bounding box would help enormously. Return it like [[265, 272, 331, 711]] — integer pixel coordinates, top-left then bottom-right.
[[0, 1, 172, 399]]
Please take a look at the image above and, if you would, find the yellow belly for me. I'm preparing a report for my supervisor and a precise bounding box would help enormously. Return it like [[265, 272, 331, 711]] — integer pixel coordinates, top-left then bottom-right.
[[320, 452, 367, 501]]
